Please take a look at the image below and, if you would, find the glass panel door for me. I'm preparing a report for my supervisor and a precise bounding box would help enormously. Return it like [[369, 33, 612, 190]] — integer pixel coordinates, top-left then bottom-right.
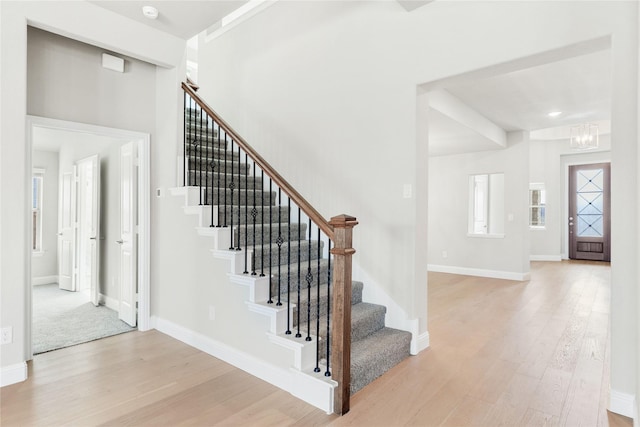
[[569, 163, 610, 261]]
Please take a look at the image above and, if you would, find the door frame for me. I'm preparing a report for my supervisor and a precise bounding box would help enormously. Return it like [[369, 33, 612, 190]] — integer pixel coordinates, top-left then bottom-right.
[[568, 162, 611, 261], [26, 115, 151, 358], [561, 153, 611, 259]]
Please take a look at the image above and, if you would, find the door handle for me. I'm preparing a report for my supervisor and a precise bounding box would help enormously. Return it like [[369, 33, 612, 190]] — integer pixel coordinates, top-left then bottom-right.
[[116, 240, 124, 244], [90, 236, 97, 240]]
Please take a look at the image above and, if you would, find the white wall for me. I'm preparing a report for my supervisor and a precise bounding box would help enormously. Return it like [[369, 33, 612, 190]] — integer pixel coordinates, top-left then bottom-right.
[[31, 150, 59, 282], [428, 132, 530, 280], [529, 135, 612, 260], [1, 0, 185, 384], [27, 26, 157, 135], [196, 0, 639, 415]]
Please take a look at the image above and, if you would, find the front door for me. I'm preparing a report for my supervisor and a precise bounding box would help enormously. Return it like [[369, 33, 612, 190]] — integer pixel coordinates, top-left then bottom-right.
[[568, 163, 611, 261]]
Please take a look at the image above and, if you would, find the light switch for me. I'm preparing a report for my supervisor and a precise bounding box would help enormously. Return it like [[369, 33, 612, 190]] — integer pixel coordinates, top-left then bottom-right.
[[403, 184, 412, 199]]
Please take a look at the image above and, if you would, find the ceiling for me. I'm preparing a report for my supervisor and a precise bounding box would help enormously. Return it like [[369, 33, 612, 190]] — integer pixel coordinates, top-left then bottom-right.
[[88, 0, 435, 40], [428, 49, 612, 156], [88, 1, 249, 39], [86, 1, 612, 157]]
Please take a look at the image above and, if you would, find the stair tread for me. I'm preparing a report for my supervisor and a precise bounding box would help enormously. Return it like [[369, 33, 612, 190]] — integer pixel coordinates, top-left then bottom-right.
[[275, 280, 363, 307], [351, 327, 411, 360], [319, 302, 385, 326], [350, 327, 412, 394]]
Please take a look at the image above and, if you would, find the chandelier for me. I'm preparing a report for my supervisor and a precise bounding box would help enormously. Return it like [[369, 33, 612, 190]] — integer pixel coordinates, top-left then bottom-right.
[[569, 123, 599, 150]]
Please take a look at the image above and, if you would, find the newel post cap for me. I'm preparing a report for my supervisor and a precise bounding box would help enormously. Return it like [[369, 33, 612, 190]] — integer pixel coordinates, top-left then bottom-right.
[[329, 214, 358, 228]]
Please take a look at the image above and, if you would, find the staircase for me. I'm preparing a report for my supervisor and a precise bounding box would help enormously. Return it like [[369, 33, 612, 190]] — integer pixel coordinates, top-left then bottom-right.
[[174, 82, 411, 412]]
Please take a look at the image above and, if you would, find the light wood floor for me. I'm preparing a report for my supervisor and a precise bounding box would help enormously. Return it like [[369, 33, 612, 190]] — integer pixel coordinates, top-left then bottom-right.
[[1, 261, 633, 426]]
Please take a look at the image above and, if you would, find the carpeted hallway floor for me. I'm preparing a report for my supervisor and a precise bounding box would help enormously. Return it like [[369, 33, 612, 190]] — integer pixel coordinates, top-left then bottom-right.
[[32, 284, 136, 354]]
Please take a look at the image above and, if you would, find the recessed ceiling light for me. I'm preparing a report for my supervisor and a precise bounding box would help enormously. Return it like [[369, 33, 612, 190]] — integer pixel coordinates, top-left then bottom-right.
[[142, 6, 159, 20], [548, 111, 562, 117]]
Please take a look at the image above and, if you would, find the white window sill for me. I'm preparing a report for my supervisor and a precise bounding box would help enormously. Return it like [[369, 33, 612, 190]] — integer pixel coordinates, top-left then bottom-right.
[[529, 226, 546, 231], [467, 233, 505, 239], [32, 250, 45, 257]]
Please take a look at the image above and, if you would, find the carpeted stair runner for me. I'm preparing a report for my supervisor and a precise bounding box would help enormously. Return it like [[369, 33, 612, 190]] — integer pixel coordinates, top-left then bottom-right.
[[185, 109, 411, 395]]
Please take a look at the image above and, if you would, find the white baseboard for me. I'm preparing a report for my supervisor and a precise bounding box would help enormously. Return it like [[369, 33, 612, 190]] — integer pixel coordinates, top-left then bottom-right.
[[530, 255, 562, 261], [32, 275, 58, 286], [610, 389, 636, 420], [411, 331, 430, 355], [1, 362, 27, 387], [99, 294, 119, 311], [427, 264, 531, 281], [150, 316, 335, 413]]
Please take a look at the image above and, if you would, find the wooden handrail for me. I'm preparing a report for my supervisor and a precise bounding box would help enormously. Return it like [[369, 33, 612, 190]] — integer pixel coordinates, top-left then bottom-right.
[[182, 82, 335, 239]]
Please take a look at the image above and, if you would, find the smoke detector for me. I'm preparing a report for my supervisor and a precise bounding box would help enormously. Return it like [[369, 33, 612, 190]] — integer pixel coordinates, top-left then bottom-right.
[[142, 6, 159, 20]]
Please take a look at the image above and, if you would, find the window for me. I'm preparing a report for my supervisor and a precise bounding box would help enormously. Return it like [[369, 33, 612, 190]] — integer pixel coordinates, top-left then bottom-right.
[[32, 169, 44, 253], [468, 173, 504, 237], [529, 183, 546, 228]]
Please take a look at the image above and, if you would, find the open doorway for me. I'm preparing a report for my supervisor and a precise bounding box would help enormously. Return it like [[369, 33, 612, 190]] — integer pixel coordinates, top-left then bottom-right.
[[423, 41, 612, 278], [27, 116, 150, 356]]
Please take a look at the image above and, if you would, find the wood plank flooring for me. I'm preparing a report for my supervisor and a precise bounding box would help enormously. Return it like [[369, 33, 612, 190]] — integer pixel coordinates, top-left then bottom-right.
[[1, 260, 632, 426]]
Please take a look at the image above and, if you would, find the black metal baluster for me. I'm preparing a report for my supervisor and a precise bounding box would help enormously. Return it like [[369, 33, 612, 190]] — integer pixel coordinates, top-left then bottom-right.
[[228, 140, 235, 250], [223, 132, 228, 227], [251, 161, 258, 276], [183, 92, 187, 187], [215, 123, 222, 227], [325, 240, 332, 377], [243, 152, 249, 273], [204, 114, 210, 208], [235, 143, 242, 251], [198, 107, 203, 205], [260, 169, 265, 277], [306, 218, 312, 342], [268, 179, 273, 304], [286, 196, 292, 335], [276, 188, 282, 306], [314, 227, 321, 372], [296, 207, 302, 338], [210, 121, 217, 228]]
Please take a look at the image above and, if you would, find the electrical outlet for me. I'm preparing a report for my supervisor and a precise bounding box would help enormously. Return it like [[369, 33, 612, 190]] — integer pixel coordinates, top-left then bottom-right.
[[209, 306, 216, 321], [442, 250, 448, 259], [1, 327, 13, 345]]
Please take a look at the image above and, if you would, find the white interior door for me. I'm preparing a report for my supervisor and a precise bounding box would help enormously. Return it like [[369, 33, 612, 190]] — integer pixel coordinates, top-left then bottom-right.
[[58, 171, 76, 291], [77, 155, 101, 305], [119, 141, 137, 326]]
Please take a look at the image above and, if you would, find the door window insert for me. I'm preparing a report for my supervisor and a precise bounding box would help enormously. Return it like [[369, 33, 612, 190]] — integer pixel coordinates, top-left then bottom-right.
[[576, 168, 604, 237]]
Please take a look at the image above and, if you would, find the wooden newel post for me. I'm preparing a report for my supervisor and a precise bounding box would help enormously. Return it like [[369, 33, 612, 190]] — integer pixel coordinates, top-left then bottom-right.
[[329, 214, 358, 415]]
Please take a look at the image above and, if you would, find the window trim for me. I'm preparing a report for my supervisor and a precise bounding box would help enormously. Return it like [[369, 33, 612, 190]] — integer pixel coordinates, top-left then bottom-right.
[[529, 182, 546, 230]]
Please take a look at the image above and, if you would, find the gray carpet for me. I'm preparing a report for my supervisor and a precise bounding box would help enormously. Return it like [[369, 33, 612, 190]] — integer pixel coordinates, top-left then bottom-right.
[[33, 284, 135, 354]]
